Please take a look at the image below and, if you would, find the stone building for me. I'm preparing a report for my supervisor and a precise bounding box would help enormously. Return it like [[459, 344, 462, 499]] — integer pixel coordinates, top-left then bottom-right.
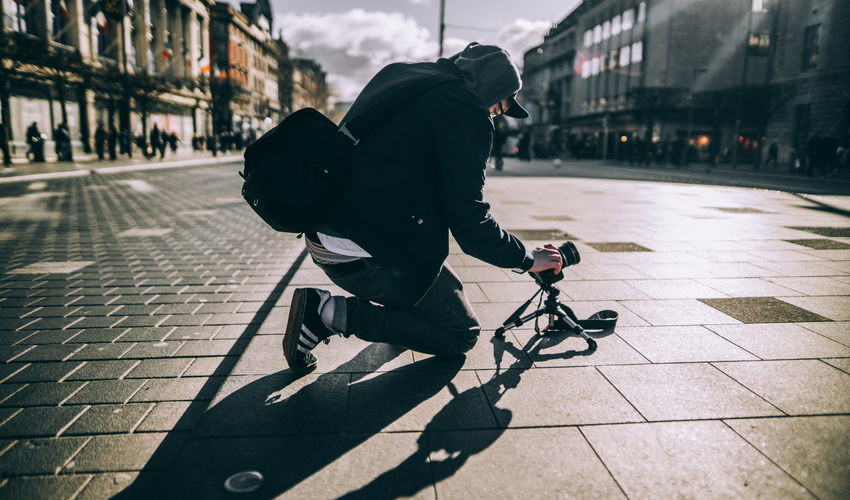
[[520, 0, 847, 165], [1, 0, 214, 154], [209, 0, 280, 136]]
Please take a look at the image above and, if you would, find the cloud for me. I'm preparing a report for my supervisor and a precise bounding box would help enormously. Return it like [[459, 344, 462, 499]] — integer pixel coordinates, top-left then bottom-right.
[[280, 9, 467, 102], [497, 18, 552, 69]]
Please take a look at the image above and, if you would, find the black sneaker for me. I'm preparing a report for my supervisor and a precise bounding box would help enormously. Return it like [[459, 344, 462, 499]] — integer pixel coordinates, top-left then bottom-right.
[[283, 288, 333, 374]]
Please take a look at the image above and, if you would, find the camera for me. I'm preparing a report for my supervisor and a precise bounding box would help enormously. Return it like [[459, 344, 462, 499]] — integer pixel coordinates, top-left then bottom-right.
[[533, 241, 580, 285]]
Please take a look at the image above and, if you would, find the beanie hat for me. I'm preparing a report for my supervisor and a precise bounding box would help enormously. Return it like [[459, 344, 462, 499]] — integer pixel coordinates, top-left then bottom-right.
[[448, 42, 529, 119]]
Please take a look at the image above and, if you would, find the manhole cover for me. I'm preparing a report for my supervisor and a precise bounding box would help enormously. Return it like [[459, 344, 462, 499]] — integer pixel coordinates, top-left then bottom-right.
[[224, 471, 264, 494], [507, 229, 574, 241], [787, 227, 850, 238], [784, 239, 850, 250], [585, 242, 653, 253]]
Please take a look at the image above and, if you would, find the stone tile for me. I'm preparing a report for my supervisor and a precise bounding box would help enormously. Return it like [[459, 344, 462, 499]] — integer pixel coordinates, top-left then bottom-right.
[[197, 373, 349, 437], [507, 229, 572, 240], [822, 357, 850, 374], [74, 472, 139, 500], [67, 433, 184, 473], [4, 362, 82, 383], [691, 262, 785, 278], [599, 363, 781, 421], [628, 263, 718, 279], [114, 327, 168, 342], [572, 264, 652, 280], [785, 238, 850, 250], [695, 278, 802, 297], [0, 436, 90, 475], [131, 377, 222, 402], [0, 406, 87, 438], [713, 360, 850, 415], [163, 326, 222, 341], [462, 283, 488, 303], [698, 297, 829, 323], [66, 328, 129, 343], [582, 421, 816, 500], [706, 323, 850, 359], [120, 341, 184, 359], [65, 360, 139, 381], [479, 366, 644, 427], [123, 358, 192, 378], [65, 379, 148, 405], [763, 277, 850, 296], [13, 344, 84, 362], [754, 261, 846, 277], [0, 383, 26, 404], [413, 332, 533, 371], [619, 299, 740, 326], [469, 302, 527, 331], [584, 242, 652, 252], [726, 416, 850, 500], [63, 404, 153, 435], [510, 329, 649, 367], [16, 330, 84, 344], [746, 250, 826, 262], [134, 401, 206, 432], [182, 356, 238, 377], [797, 321, 850, 346], [625, 279, 729, 299], [477, 281, 541, 302], [0, 475, 92, 500], [617, 326, 759, 363], [786, 226, 850, 237], [172, 339, 248, 357], [556, 280, 651, 300], [429, 428, 626, 500], [779, 296, 850, 321], [68, 343, 134, 361], [454, 267, 513, 282], [0, 382, 86, 407]]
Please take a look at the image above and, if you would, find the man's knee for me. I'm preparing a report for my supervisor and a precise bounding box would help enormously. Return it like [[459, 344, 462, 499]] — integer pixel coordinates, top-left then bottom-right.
[[455, 322, 481, 355]]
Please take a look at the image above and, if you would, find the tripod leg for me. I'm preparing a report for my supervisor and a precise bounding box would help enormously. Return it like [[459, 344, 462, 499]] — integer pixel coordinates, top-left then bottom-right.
[[495, 309, 547, 336], [555, 306, 597, 350]]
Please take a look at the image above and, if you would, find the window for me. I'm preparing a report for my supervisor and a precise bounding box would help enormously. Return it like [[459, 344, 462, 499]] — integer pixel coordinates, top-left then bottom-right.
[[610, 49, 619, 69], [611, 15, 621, 35], [638, 2, 646, 23], [591, 56, 600, 75], [584, 30, 593, 48], [752, 0, 767, 12], [802, 24, 820, 71], [5, 0, 25, 32], [593, 25, 602, 44], [600, 53, 608, 72], [602, 20, 610, 40], [581, 59, 590, 79], [622, 8, 634, 31], [620, 45, 631, 67], [631, 41, 643, 63]]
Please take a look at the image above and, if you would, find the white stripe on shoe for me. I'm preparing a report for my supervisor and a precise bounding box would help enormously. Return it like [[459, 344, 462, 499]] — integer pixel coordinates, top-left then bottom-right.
[[302, 325, 319, 344]]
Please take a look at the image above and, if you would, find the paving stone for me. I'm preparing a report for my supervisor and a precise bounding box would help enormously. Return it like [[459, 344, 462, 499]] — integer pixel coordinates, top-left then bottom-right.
[[66, 433, 185, 473], [3, 362, 81, 383], [585, 241, 653, 252], [691, 262, 785, 278], [0, 406, 87, 438], [582, 421, 816, 500], [694, 278, 802, 297], [66, 328, 129, 343], [573, 264, 653, 280], [509, 329, 649, 367], [779, 296, 850, 321], [0, 436, 90, 475], [616, 326, 759, 363], [762, 277, 850, 296], [65, 360, 139, 381], [0, 474, 92, 500], [120, 341, 184, 359], [598, 363, 782, 421], [73, 472, 138, 500], [429, 428, 626, 500], [699, 297, 831, 323], [196, 373, 348, 437], [625, 279, 729, 299], [620, 299, 740, 326], [181, 356, 238, 377], [0, 384, 26, 403], [124, 358, 193, 378], [68, 343, 134, 360], [163, 326, 222, 340], [15, 330, 83, 344], [796, 321, 850, 348], [63, 404, 153, 435], [65, 379, 148, 405], [172, 339, 248, 357], [13, 344, 86, 362], [134, 401, 206, 432], [0, 345, 34, 362], [713, 360, 850, 415], [131, 377, 222, 402], [706, 323, 850, 359], [0, 331, 38, 346], [787, 226, 850, 238], [0, 382, 86, 407], [725, 416, 850, 500], [116, 327, 171, 342], [507, 229, 572, 240]]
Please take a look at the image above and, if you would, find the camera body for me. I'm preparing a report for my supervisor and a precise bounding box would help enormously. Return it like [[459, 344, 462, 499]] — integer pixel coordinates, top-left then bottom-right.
[[532, 241, 580, 286]]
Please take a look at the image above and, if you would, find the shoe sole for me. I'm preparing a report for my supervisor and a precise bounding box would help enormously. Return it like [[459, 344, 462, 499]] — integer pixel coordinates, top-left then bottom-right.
[[283, 288, 318, 374]]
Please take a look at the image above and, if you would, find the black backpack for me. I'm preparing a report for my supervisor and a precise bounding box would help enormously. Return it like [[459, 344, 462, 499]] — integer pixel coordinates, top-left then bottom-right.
[[239, 73, 459, 235]]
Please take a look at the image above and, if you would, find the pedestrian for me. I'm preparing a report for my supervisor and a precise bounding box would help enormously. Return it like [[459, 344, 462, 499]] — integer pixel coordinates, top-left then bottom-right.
[[768, 141, 779, 169], [160, 128, 168, 159], [0, 121, 10, 167], [517, 132, 531, 161], [56, 122, 72, 161], [94, 123, 107, 161], [806, 131, 822, 178], [150, 124, 162, 159], [120, 129, 130, 156], [108, 123, 118, 161], [169, 132, 179, 156], [281, 42, 563, 374]]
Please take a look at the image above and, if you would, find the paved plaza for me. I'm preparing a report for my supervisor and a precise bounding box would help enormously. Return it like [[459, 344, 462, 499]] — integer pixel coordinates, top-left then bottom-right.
[[0, 161, 849, 499]]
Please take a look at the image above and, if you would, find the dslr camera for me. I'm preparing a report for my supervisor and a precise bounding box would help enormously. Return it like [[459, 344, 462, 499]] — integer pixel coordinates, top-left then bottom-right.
[[532, 241, 580, 286]]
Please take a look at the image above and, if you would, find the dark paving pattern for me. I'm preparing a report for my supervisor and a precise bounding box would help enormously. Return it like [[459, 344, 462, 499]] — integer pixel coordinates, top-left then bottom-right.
[[784, 239, 850, 250], [506, 229, 575, 240], [787, 227, 850, 237], [585, 242, 654, 253], [707, 207, 774, 214], [698, 297, 832, 323], [0, 165, 303, 496]]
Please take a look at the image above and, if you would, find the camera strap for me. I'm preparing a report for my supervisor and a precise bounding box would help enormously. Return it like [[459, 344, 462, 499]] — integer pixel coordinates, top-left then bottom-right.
[[545, 302, 619, 333]]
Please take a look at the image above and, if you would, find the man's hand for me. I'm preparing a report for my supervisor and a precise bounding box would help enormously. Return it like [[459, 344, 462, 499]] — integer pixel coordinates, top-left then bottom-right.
[[528, 244, 562, 274]]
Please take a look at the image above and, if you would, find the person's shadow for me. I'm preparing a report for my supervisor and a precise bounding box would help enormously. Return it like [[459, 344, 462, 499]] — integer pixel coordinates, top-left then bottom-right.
[[115, 326, 605, 499]]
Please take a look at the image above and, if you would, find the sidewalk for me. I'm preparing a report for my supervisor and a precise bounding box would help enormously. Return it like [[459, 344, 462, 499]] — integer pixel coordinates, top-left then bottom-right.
[[0, 168, 848, 499]]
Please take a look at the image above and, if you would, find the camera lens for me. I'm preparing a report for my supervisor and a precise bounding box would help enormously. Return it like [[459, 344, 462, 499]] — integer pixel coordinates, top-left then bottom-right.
[[535, 241, 581, 285]]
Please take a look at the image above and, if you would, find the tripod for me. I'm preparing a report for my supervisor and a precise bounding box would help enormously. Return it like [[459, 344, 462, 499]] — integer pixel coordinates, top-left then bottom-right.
[[494, 277, 597, 351]]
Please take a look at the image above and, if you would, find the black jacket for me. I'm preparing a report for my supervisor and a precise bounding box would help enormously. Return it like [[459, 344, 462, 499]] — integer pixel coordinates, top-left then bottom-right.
[[321, 59, 533, 304]]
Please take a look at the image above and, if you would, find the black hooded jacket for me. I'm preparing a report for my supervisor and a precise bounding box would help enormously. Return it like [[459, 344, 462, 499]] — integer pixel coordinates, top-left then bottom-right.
[[320, 58, 533, 304]]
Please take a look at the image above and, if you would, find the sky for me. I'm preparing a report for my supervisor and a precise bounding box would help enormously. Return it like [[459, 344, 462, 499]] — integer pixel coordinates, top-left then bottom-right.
[[261, 0, 583, 102]]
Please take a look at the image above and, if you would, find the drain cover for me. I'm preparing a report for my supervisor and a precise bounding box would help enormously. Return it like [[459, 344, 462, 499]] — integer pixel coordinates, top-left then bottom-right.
[[224, 471, 264, 494]]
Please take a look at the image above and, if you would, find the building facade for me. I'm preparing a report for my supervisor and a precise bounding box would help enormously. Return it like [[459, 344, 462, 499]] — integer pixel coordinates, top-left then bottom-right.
[[520, 0, 847, 165]]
